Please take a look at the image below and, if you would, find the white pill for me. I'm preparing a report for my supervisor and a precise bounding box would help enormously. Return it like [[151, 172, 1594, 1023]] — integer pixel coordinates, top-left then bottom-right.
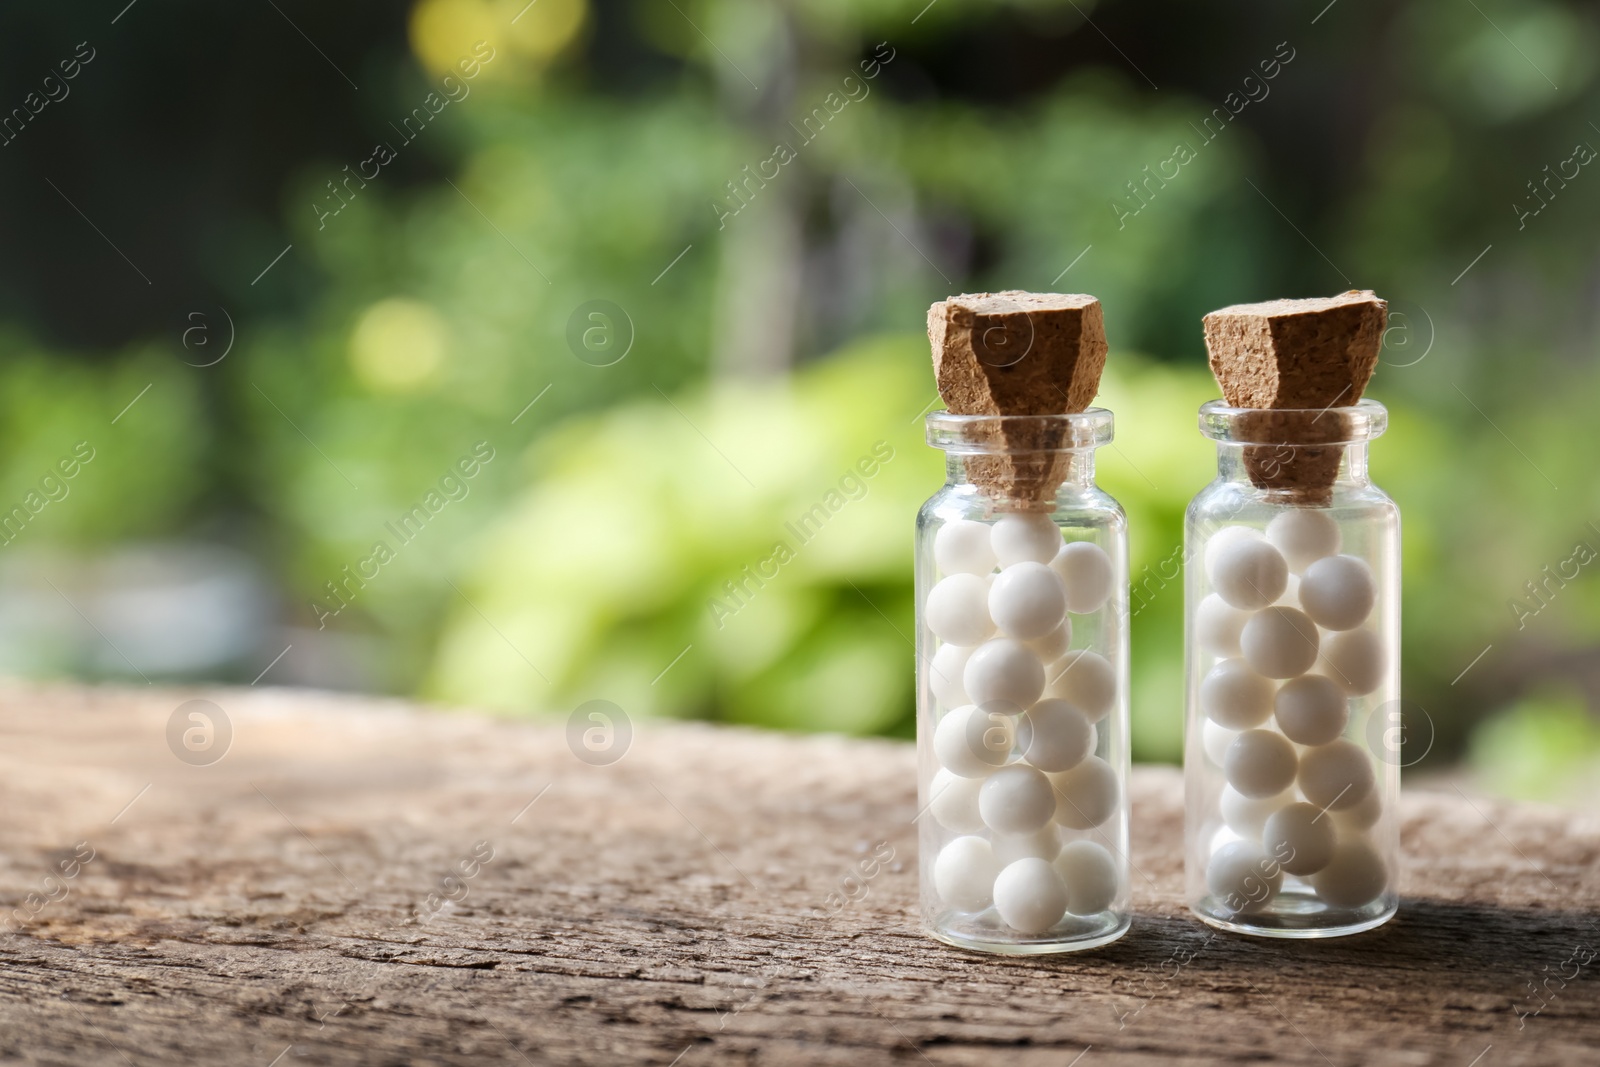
[[1050, 755, 1119, 829], [1200, 659, 1276, 730], [1298, 739, 1375, 812], [935, 518, 997, 576], [1299, 554, 1376, 631], [1210, 825, 1247, 855], [1019, 699, 1096, 773], [1240, 606, 1321, 679], [928, 643, 974, 708], [1275, 573, 1301, 608], [1310, 838, 1388, 909], [1318, 628, 1385, 696], [1203, 525, 1263, 579], [1274, 674, 1348, 746], [925, 574, 992, 646], [928, 769, 985, 833], [1262, 801, 1337, 876], [1052, 541, 1114, 614], [1265, 509, 1342, 573], [1202, 720, 1239, 767], [1055, 840, 1119, 916], [979, 764, 1057, 834], [988, 561, 1067, 640], [1206, 839, 1282, 913], [1026, 621, 1072, 662], [1043, 649, 1116, 723], [1196, 594, 1250, 658], [1331, 786, 1383, 833], [993, 826, 1062, 866], [932, 704, 1013, 778], [992, 857, 1069, 934], [1224, 730, 1298, 798], [992, 512, 1061, 567], [1220, 784, 1293, 838], [963, 639, 1045, 714], [934, 835, 1000, 912], [1211, 538, 1288, 610]]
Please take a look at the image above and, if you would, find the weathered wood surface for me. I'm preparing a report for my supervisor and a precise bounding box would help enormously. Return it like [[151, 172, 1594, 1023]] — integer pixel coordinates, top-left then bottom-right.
[[0, 683, 1597, 1066]]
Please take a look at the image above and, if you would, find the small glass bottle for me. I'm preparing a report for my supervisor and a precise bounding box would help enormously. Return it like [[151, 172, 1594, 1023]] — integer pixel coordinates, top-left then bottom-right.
[[1184, 399, 1399, 937], [918, 409, 1130, 953]]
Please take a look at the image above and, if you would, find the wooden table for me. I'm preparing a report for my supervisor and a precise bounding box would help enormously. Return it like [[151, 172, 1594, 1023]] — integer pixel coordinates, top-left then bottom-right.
[[0, 683, 1596, 1065]]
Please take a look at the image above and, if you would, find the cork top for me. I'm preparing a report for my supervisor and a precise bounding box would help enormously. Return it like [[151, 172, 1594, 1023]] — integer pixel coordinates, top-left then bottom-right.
[[929, 291, 1107, 418], [927, 291, 1109, 508], [1203, 290, 1387, 410], [1200, 291, 1388, 503]]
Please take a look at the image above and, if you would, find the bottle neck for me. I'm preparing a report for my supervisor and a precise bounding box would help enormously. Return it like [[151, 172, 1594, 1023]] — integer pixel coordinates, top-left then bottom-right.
[[1215, 441, 1371, 487], [945, 450, 1098, 488]]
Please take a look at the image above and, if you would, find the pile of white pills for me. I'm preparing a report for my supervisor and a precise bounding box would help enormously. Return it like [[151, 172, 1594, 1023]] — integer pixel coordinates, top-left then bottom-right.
[[926, 513, 1122, 935], [1196, 510, 1388, 914]]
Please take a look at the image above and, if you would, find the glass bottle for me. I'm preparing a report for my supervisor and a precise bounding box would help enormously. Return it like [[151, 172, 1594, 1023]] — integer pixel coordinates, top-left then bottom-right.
[[917, 409, 1131, 953], [1184, 399, 1399, 937]]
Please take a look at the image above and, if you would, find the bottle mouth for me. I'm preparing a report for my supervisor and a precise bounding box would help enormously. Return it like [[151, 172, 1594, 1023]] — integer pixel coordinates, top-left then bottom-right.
[[926, 408, 1114, 454], [1198, 398, 1387, 445]]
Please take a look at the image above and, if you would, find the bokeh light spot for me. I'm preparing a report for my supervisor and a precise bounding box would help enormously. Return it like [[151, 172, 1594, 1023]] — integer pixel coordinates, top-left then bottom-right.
[[410, 0, 501, 77], [349, 298, 448, 393]]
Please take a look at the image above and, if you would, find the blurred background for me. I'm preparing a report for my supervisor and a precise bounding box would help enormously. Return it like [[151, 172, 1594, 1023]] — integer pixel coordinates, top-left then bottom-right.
[[0, 0, 1596, 803]]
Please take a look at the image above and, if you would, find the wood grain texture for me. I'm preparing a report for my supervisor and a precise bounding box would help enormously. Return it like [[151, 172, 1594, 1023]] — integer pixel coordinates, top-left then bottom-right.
[[0, 682, 1597, 1066]]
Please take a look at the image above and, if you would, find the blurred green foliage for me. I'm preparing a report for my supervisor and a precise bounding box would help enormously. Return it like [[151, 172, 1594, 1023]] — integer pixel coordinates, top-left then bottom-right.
[[1, 0, 1599, 796]]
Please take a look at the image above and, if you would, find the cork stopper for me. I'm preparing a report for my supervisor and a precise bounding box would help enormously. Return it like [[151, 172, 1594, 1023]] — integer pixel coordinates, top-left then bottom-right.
[[928, 291, 1108, 510], [1201, 290, 1387, 503]]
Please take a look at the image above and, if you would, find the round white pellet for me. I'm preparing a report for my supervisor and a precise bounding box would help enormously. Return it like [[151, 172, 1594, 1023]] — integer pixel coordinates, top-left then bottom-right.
[[1297, 739, 1375, 812], [1265, 509, 1342, 573], [1043, 649, 1116, 722], [1200, 658, 1276, 730], [932, 704, 1013, 778], [1240, 606, 1321, 679], [988, 562, 1067, 641], [1206, 839, 1282, 913], [928, 769, 985, 833], [1274, 674, 1349, 746], [1202, 720, 1239, 767], [963, 639, 1045, 714], [925, 574, 993, 646], [1223, 729, 1298, 799], [991, 513, 1061, 567], [1310, 838, 1388, 909], [933, 835, 1000, 912], [1055, 840, 1119, 916], [1019, 699, 1096, 773], [1196, 594, 1250, 658], [1203, 525, 1263, 580], [993, 826, 1062, 866], [1210, 538, 1288, 610], [929, 643, 974, 708], [1026, 621, 1072, 662], [978, 764, 1057, 834], [935, 519, 997, 576], [1050, 755, 1119, 829], [1220, 784, 1293, 838], [1318, 628, 1385, 696], [1210, 825, 1247, 855], [1052, 541, 1114, 614], [1275, 573, 1301, 608], [992, 857, 1069, 934], [1299, 554, 1376, 631], [1262, 801, 1337, 876], [1331, 784, 1383, 833]]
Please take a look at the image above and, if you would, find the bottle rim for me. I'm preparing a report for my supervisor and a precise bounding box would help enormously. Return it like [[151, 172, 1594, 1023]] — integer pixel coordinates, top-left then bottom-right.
[[1198, 398, 1387, 445], [925, 408, 1114, 454]]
